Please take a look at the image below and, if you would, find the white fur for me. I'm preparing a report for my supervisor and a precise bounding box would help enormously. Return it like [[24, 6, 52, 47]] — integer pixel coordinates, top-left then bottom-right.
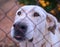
[[11, 5, 60, 47]]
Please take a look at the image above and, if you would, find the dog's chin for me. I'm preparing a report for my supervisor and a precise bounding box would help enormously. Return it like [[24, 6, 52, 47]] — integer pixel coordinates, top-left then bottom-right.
[[13, 35, 33, 42], [14, 37, 33, 42]]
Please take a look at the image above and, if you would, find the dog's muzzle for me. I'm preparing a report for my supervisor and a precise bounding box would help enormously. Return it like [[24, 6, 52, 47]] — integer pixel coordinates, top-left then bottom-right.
[[13, 22, 28, 41]]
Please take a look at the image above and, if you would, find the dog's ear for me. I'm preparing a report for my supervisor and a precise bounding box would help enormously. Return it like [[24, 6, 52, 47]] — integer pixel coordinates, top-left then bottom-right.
[[46, 13, 57, 34], [58, 23, 60, 33]]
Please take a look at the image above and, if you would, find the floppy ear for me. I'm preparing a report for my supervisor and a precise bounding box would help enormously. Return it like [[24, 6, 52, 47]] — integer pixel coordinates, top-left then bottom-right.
[[46, 13, 58, 34], [58, 23, 60, 33]]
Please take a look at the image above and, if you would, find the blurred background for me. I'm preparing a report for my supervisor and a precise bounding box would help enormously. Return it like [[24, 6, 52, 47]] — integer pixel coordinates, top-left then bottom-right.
[[0, 0, 60, 47]]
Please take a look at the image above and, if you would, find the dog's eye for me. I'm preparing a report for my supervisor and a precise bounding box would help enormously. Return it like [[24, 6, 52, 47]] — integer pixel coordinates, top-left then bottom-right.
[[33, 12, 40, 17], [17, 11, 21, 16]]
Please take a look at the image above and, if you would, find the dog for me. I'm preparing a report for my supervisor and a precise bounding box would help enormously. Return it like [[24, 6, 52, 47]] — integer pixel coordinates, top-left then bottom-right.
[[11, 5, 60, 47]]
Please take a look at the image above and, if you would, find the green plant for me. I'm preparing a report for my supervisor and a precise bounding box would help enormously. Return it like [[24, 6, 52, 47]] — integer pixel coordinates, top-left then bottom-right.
[[17, 0, 37, 5]]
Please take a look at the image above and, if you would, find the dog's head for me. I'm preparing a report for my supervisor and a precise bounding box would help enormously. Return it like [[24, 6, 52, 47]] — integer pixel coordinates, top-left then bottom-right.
[[11, 5, 57, 42]]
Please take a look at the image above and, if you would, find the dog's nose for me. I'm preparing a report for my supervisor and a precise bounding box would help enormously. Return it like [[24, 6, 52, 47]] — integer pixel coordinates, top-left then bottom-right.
[[13, 22, 27, 33]]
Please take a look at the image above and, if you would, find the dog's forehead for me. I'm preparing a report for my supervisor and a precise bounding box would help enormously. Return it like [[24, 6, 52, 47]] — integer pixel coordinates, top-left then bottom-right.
[[17, 5, 46, 13], [17, 6, 35, 12], [21, 6, 35, 12]]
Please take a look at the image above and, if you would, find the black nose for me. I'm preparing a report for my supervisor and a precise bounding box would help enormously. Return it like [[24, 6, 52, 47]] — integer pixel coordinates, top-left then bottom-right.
[[13, 22, 27, 33]]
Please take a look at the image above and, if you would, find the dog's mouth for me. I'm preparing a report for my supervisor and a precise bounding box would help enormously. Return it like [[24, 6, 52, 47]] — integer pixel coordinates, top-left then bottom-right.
[[14, 36, 26, 41]]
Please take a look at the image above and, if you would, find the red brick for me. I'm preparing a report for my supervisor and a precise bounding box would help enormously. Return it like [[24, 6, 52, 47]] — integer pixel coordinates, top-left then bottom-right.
[[0, 9, 5, 21], [1, 0, 16, 12], [0, 17, 13, 33], [7, 5, 19, 21], [0, 30, 6, 41]]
